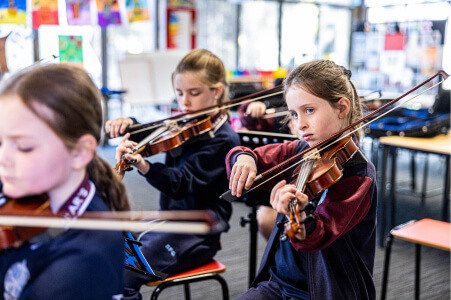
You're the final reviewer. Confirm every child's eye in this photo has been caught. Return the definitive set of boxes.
[306,108,314,114]
[190,91,200,96]
[290,111,298,118]
[17,144,34,152]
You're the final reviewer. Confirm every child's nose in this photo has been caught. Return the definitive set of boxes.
[0,145,11,168]
[297,118,307,130]
[180,95,190,107]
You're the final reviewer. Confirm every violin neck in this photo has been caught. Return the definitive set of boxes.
[288,156,317,211]
[294,159,315,193]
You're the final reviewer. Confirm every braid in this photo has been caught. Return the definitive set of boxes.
[87,154,130,211]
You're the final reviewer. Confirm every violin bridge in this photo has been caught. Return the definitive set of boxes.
[304,148,320,160]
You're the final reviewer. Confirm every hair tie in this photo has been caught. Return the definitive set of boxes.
[340,66,352,79]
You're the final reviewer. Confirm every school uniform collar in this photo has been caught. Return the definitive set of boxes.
[58,172,96,219]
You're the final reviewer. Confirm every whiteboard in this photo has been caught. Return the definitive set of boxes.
[118,50,187,104]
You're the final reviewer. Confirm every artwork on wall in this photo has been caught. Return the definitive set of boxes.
[0,0,27,25]
[32,0,59,29]
[96,0,121,27]
[126,0,149,23]
[66,0,91,26]
[59,35,83,66]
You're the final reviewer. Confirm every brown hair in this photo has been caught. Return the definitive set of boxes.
[0,64,129,211]
[172,49,229,105]
[284,60,363,140]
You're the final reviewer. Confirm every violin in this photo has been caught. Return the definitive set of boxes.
[0,194,222,250]
[115,114,223,178]
[0,194,50,249]
[220,70,449,242]
[284,136,358,241]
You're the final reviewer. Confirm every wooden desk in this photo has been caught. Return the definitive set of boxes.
[378,133,451,246]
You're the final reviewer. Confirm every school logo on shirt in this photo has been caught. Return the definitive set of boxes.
[3,259,30,300]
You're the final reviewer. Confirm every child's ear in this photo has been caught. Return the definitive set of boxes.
[71,134,97,170]
[337,97,351,119]
[214,84,224,101]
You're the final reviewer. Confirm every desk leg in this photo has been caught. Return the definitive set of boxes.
[443,156,450,222]
[411,151,416,191]
[372,138,379,168]
[389,146,397,231]
[421,154,429,205]
[378,145,389,247]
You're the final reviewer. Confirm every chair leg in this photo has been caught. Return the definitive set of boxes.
[184,283,191,300]
[150,273,229,300]
[415,244,421,300]
[381,234,394,300]
[212,273,230,300]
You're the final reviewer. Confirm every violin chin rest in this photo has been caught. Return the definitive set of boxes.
[219,190,241,203]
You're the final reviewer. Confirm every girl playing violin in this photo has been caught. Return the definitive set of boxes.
[227,60,377,299]
[0,64,129,299]
[105,49,240,297]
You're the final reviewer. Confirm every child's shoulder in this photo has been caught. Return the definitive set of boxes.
[342,150,376,180]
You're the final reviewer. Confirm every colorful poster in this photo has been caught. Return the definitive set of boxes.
[66,0,91,26]
[96,0,121,27]
[167,8,195,50]
[59,35,83,66]
[32,0,59,29]
[167,0,194,8]
[126,0,149,23]
[0,0,27,24]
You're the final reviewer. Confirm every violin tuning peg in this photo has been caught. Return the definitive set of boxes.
[300,214,315,225]
[300,201,316,213]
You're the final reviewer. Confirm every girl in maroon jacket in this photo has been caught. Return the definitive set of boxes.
[227,60,377,299]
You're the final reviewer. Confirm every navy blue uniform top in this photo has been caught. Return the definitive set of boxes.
[0,187,124,300]
[136,118,240,233]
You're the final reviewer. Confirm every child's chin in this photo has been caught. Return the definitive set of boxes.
[2,187,28,200]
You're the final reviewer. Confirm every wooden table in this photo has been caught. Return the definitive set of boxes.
[378,132,451,246]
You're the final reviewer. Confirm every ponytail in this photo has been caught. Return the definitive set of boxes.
[87,154,130,211]
[348,80,363,141]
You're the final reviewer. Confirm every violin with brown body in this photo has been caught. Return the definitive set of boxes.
[284,136,359,241]
[0,194,50,249]
[115,115,215,177]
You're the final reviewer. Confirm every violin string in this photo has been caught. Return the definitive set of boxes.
[245,78,446,193]
[127,90,284,136]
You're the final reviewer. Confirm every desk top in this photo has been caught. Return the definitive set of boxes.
[379,132,451,155]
